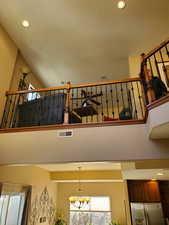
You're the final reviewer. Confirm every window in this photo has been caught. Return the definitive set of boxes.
[27,84,40,101]
[69,196,111,225]
[0,193,25,225]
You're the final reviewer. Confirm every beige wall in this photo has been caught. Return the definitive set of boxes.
[51,170,122,181]
[0,166,58,225]
[0,24,18,121]
[2,122,169,164]
[57,182,127,225]
[128,56,140,78]
[10,52,45,90]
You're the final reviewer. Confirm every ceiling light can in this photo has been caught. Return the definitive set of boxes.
[157,172,163,176]
[22,20,30,28]
[117,1,126,9]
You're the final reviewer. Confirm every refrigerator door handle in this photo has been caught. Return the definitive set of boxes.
[145,211,149,225]
[143,205,149,225]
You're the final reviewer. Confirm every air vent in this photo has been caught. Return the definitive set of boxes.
[58,130,73,137]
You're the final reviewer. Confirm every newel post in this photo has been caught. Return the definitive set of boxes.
[64,81,71,124]
[140,53,155,104]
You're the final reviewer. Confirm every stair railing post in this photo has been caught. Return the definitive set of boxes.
[141,53,156,104]
[64,81,71,124]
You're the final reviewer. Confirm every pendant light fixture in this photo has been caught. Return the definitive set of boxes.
[69,167,91,209]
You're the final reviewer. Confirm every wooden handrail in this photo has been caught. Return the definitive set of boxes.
[6,77,141,96]
[142,37,169,60]
[71,77,141,88]
[6,85,68,95]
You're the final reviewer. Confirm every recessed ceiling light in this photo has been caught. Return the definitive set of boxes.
[22,20,30,28]
[157,172,163,176]
[151,178,156,181]
[117,1,126,9]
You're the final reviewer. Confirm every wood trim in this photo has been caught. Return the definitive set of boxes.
[147,94,169,110]
[6,85,68,95]
[5,77,141,95]
[0,119,145,133]
[144,108,148,123]
[143,37,169,60]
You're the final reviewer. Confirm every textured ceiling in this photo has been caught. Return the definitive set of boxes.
[123,169,169,180]
[0,0,169,86]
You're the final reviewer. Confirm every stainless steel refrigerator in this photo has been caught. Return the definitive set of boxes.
[131,203,165,225]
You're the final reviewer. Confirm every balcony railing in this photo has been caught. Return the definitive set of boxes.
[141,37,169,105]
[0,78,146,130]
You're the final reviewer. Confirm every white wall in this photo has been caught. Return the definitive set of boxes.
[128,56,140,78]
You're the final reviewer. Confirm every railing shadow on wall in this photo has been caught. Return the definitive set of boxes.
[0,77,146,131]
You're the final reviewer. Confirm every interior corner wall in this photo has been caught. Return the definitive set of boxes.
[0,24,18,121]
[57,182,127,225]
[0,166,58,225]
[128,56,141,78]
[9,52,45,91]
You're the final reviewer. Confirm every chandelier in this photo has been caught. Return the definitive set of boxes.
[69,167,91,209]
[69,196,90,210]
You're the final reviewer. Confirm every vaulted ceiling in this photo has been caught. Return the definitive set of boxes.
[0,0,169,86]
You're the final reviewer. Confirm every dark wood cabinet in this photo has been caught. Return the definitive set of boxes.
[128,180,161,202]
[159,181,169,218]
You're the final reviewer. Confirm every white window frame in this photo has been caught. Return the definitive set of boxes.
[0,193,25,225]
[69,196,112,225]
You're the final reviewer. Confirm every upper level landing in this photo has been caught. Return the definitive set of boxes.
[0,38,169,165]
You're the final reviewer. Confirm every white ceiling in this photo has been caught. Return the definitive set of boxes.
[36,162,121,171]
[0,0,169,86]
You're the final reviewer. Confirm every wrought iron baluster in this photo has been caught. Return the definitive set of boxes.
[153,54,161,79]
[1,95,10,128]
[136,81,144,119]
[95,85,99,122]
[49,90,53,125]
[165,45,169,57]
[105,84,109,117]
[9,94,17,128]
[86,86,88,123]
[165,45,169,58]
[130,82,138,119]
[71,88,74,113]
[159,49,169,84]
[76,87,79,124]
[44,91,47,124]
[120,82,125,111]
[80,88,83,124]
[100,85,104,121]
[90,86,93,123]
[4,95,13,128]
[110,84,115,119]
[115,83,120,118]
[148,57,154,77]
[76,88,78,109]
[125,82,130,115]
